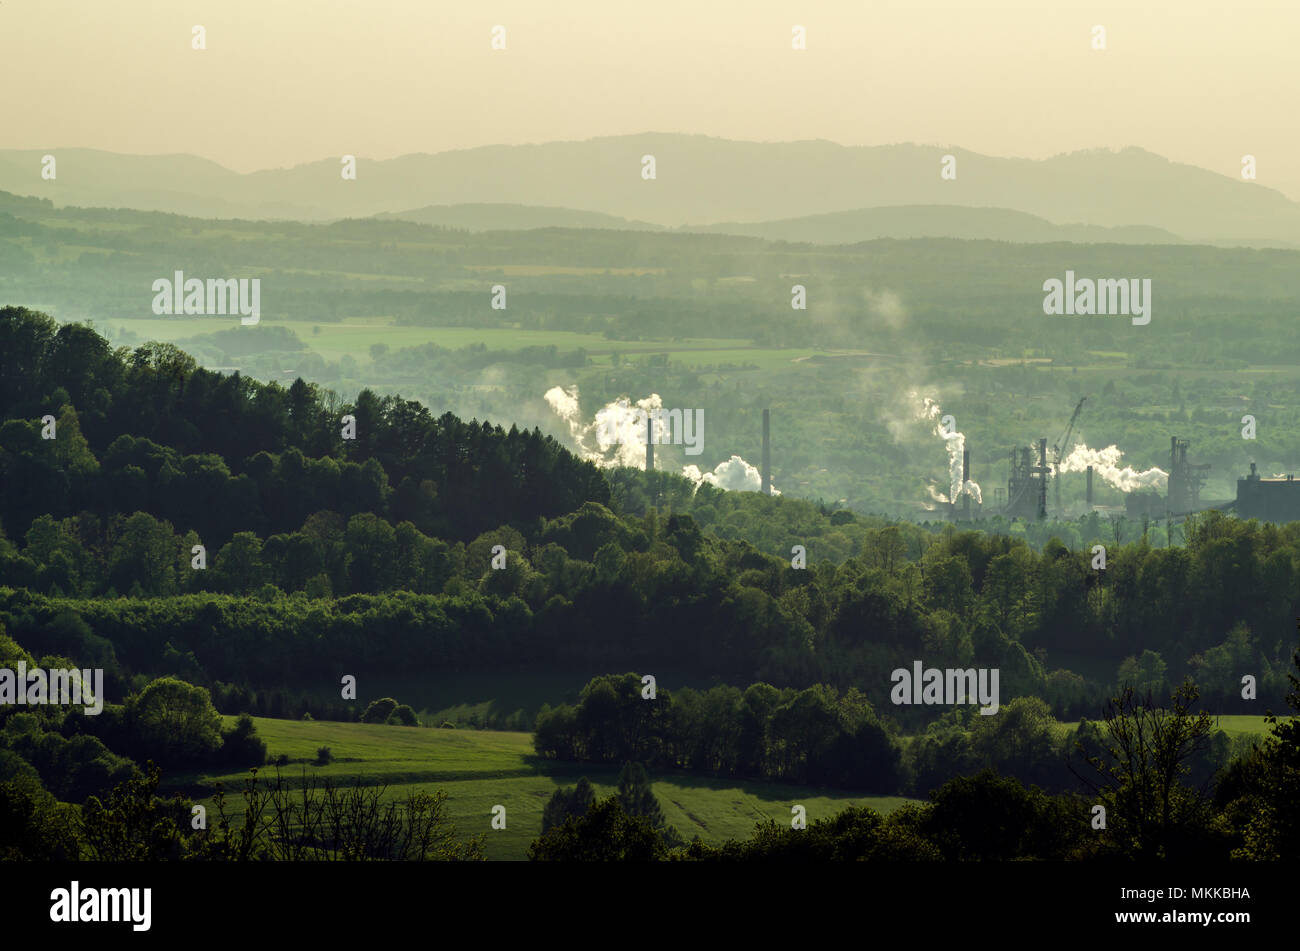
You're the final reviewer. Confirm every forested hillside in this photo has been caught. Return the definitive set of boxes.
[2,304,1298,865]
[2,305,1297,714]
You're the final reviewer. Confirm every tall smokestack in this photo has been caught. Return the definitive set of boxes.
[1086,465,1094,506]
[1038,438,1048,519]
[645,414,653,471]
[761,409,771,496]
[962,449,972,518]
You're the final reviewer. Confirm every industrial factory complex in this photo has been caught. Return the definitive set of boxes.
[960,434,1239,523]
[949,430,1300,526]
[635,400,1300,525]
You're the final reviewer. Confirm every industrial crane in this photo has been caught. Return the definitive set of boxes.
[1052,397,1087,517]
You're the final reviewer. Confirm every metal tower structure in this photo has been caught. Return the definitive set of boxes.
[1052,397,1087,517]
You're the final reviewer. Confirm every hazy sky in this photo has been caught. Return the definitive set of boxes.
[2,0,1296,197]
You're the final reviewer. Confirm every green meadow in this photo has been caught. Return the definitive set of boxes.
[1201,714,1276,736]
[1056,714,1273,738]
[98,317,826,370]
[100,316,1295,377]
[106,316,738,356]
[175,717,919,861]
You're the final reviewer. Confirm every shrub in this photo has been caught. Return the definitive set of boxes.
[218,713,267,768]
[361,698,398,724]
[388,704,419,727]
[127,677,223,766]
[314,746,332,766]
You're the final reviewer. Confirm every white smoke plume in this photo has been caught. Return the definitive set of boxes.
[545,385,775,493]
[592,394,668,468]
[682,455,780,495]
[1059,443,1167,492]
[917,394,982,504]
[544,384,585,441]
[545,385,665,469]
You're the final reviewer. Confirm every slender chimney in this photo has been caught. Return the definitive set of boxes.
[963,449,972,518]
[1037,438,1048,519]
[1086,465,1094,506]
[645,414,654,471]
[761,409,771,496]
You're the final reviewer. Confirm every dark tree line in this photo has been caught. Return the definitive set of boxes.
[534,673,902,792]
[529,663,1300,861]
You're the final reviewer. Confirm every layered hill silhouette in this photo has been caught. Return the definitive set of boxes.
[681,205,1185,245]
[2,135,1298,245]
[376,203,1184,244]
[375,203,663,232]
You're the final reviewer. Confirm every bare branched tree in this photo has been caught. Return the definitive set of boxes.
[1069,680,1214,859]
[196,767,485,861]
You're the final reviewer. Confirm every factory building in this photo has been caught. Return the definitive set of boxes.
[1004,439,1048,519]
[1125,490,1164,519]
[1236,463,1300,523]
[1166,437,1209,513]
[1124,436,1211,518]
[967,429,1300,526]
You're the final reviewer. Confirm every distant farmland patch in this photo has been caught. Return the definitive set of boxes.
[175,717,919,861]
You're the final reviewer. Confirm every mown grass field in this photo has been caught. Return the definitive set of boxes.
[100,316,1299,377]
[1198,714,1275,736]
[1057,714,1273,738]
[105,316,741,356]
[97,317,827,370]
[173,717,918,861]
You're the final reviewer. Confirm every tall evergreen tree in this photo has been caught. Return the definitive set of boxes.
[541,776,597,833]
[616,762,682,847]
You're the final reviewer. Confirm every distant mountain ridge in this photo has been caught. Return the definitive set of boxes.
[2,136,1298,245]
[680,205,1187,245]
[378,202,1188,245]
[375,203,664,233]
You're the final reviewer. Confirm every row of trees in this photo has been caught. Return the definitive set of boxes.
[533,673,1253,797]
[4,509,460,599]
[2,507,1292,720]
[531,664,1300,861]
[534,674,901,791]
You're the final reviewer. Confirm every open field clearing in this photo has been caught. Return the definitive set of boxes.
[173,717,919,860]
[107,317,742,356]
[1056,714,1273,738]
[100,317,832,370]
